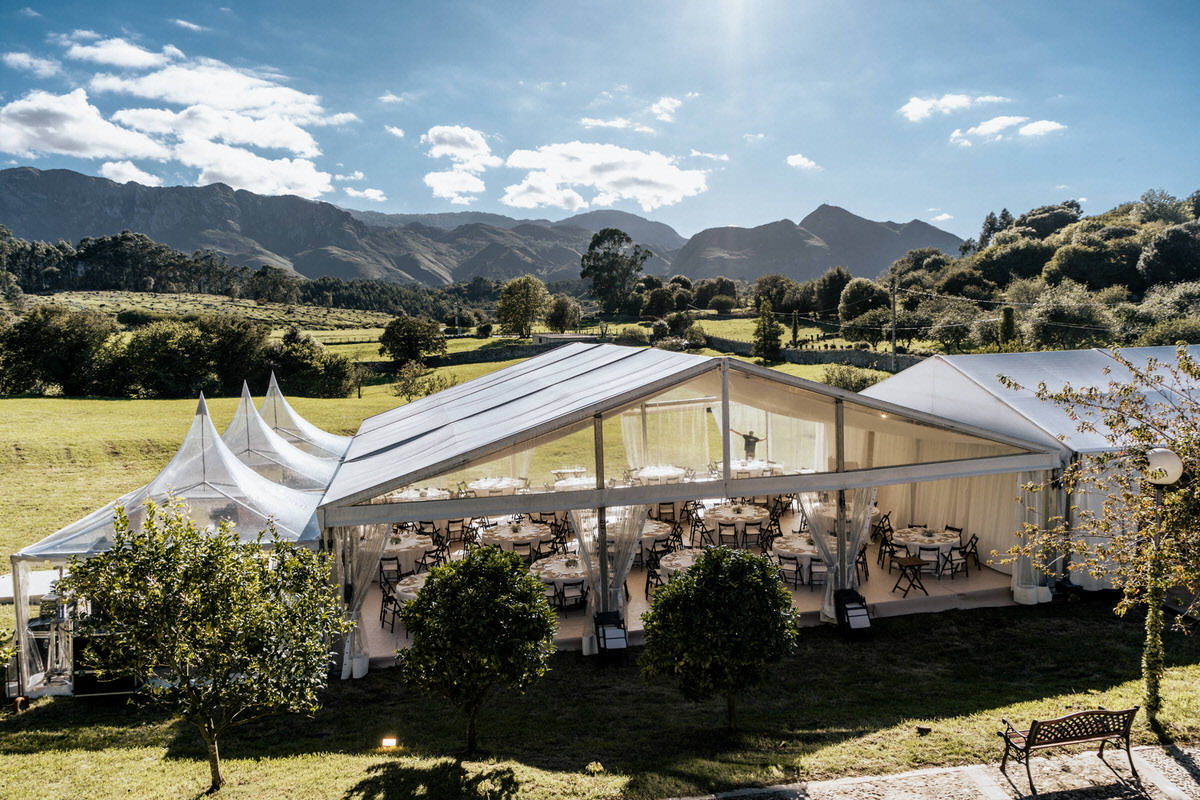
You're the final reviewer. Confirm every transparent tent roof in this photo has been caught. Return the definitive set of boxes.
[16,395,321,562]
[259,373,352,458]
[222,382,340,493]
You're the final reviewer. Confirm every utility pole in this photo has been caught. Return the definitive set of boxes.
[889,277,897,372]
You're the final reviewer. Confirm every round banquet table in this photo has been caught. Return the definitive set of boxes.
[551,466,588,480]
[530,554,588,590]
[385,486,451,503]
[393,572,428,603]
[772,532,825,582]
[553,476,594,492]
[633,465,686,484]
[480,521,553,551]
[891,527,960,558]
[639,519,675,558]
[659,549,700,580]
[469,476,526,496]
[706,504,769,545]
[382,533,435,575]
[730,458,783,478]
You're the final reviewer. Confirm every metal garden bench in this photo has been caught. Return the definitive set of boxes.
[998,706,1138,796]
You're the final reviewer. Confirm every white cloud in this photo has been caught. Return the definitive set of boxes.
[173,19,208,32]
[99,160,162,185]
[1055,184,1070,190]
[64,37,183,69]
[689,149,728,161]
[113,105,321,157]
[378,91,405,104]
[651,96,682,122]
[18,7,41,17]
[344,186,386,202]
[580,116,655,134]
[743,132,765,143]
[334,170,364,182]
[420,124,501,172]
[0,88,170,160]
[899,92,1010,122]
[90,58,332,121]
[310,111,358,126]
[785,152,821,171]
[949,128,971,147]
[424,169,487,205]
[1018,119,1066,137]
[173,137,331,197]
[1078,196,1088,203]
[2,52,60,77]
[502,141,707,212]
[385,125,405,138]
[968,115,1028,138]
[930,212,953,222]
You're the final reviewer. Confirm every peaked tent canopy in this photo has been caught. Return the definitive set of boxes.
[259,373,352,459]
[222,382,340,493]
[16,395,321,563]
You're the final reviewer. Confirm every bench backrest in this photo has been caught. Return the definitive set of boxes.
[1028,708,1137,748]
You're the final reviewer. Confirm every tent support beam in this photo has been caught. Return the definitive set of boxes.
[594,415,610,613]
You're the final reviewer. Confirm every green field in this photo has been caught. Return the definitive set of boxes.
[1,601,1197,799]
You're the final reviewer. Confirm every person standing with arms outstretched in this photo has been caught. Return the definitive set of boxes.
[730,427,766,461]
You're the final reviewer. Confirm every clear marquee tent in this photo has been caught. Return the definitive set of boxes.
[11,394,326,692]
[223,382,340,493]
[318,342,1063,670]
[861,345,1200,594]
[260,372,352,459]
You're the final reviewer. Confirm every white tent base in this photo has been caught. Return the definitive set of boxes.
[358,540,1016,667]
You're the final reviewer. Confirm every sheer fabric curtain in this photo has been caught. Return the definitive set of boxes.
[798,487,875,619]
[1011,472,1051,605]
[337,523,390,679]
[796,491,839,618]
[569,505,648,617]
[709,401,826,474]
[619,404,710,470]
[13,561,44,688]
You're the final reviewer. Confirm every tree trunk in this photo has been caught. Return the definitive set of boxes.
[196,725,225,794]
[1144,547,1166,722]
[466,709,478,752]
[726,694,737,732]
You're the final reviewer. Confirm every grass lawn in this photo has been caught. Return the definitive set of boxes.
[1,600,1197,799]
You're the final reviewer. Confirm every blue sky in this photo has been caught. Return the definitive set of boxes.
[1,1,1197,239]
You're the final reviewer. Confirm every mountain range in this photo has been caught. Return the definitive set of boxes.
[0,167,962,286]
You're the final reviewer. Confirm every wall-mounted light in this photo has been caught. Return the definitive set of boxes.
[380,736,398,749]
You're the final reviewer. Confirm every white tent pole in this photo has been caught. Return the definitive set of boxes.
[593,414,609,613]
[720,359,731,489]
[835,398,848,591]
[640,403,649,466]
[11,556,28,692]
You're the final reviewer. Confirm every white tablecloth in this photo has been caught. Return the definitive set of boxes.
[393,572,428,603]
[480,522,553,551]
[530,554,588,590]
[384,487,451,503]
[730,459,783,478]
[469,477,526,495]
[892,527,960,557]
[551,466,589,480]
[553,476,594,492]
[772,533,824,582]
[706,504,769,545]
[639,519,675,557]
[634,465,685,484]
[383,533,435,575]
[659,549,700,580]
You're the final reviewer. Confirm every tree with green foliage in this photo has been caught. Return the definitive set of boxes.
[751,299,784,361]
[497,274,549,338]
[694,276,737,309]
[392,359,460,401]
[822,363,883,392]
[842,307,891,348]
[814,266,853,319]
[57,500,349,793]
[579,228,652,315]
[974,238,1058,285]
[124,320,219,398]
[754,273,800,312]
[790,310,800,347]
[0,304,116,395]
[708,294,735,314]
[1135,318,1200,346]
[397,547,557,751]
[1000,306,1018,344]
[640,547,799,731]
[927,306,976,353]
[544,293,582,333]
[1137,221,1200,287]
[1133,189,1188,225]
[642,286,675,318]
[1003,346,1200,723]
[934,266,998,301]
[379,315,447,364]
[979,211,1001,249]
[1042,243,1126,290]
[265,327,356,398]
[1016,203,1081,238]
[1023,280,1113,350]
[837,277,889,323]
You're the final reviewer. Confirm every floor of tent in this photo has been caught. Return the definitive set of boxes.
[360,538,1015,669]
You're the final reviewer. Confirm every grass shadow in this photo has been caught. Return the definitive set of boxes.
[342,759,518,800]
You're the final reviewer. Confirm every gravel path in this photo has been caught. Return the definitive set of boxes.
[670,746,1199,800]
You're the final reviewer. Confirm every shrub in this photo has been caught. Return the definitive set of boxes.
[475,322,493,338]
[708,294,735,314]
[822,364,882,392]
[1135,318,1200,346]
[665,310,692,337]
[615,325,650,346]
[392,360,460,401]
[651,318,669,340]
[683,322,707,349]
[654,337,690,351]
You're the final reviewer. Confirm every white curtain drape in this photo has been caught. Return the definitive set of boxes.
[13,561,43,689]
[1011,472,1052,605]
[337,523,390,679]
[798,487,875,620]
[708,401,826,473]
[796,491,838,619]
[569,505,648,618]
[1068,456,1119,590]
[619,402,710,470]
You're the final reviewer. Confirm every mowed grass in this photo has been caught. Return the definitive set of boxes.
[1,601,1198,799]
[35,291,394,330]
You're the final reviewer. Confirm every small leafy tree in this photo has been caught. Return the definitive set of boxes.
[544,293,582,333]
[837,277,889,323]
[790,310,800,347]
[580,228,652,315]
[751,299,784,361]
[57,500,349,793]
[1003,346,1200,724]
[379,315,447,364]
[397,547,557,751]
[641,547,799,730]
[707,294,735,314]
[497,274,549,338]
[822,363,883,392]
[392,360,460,401]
